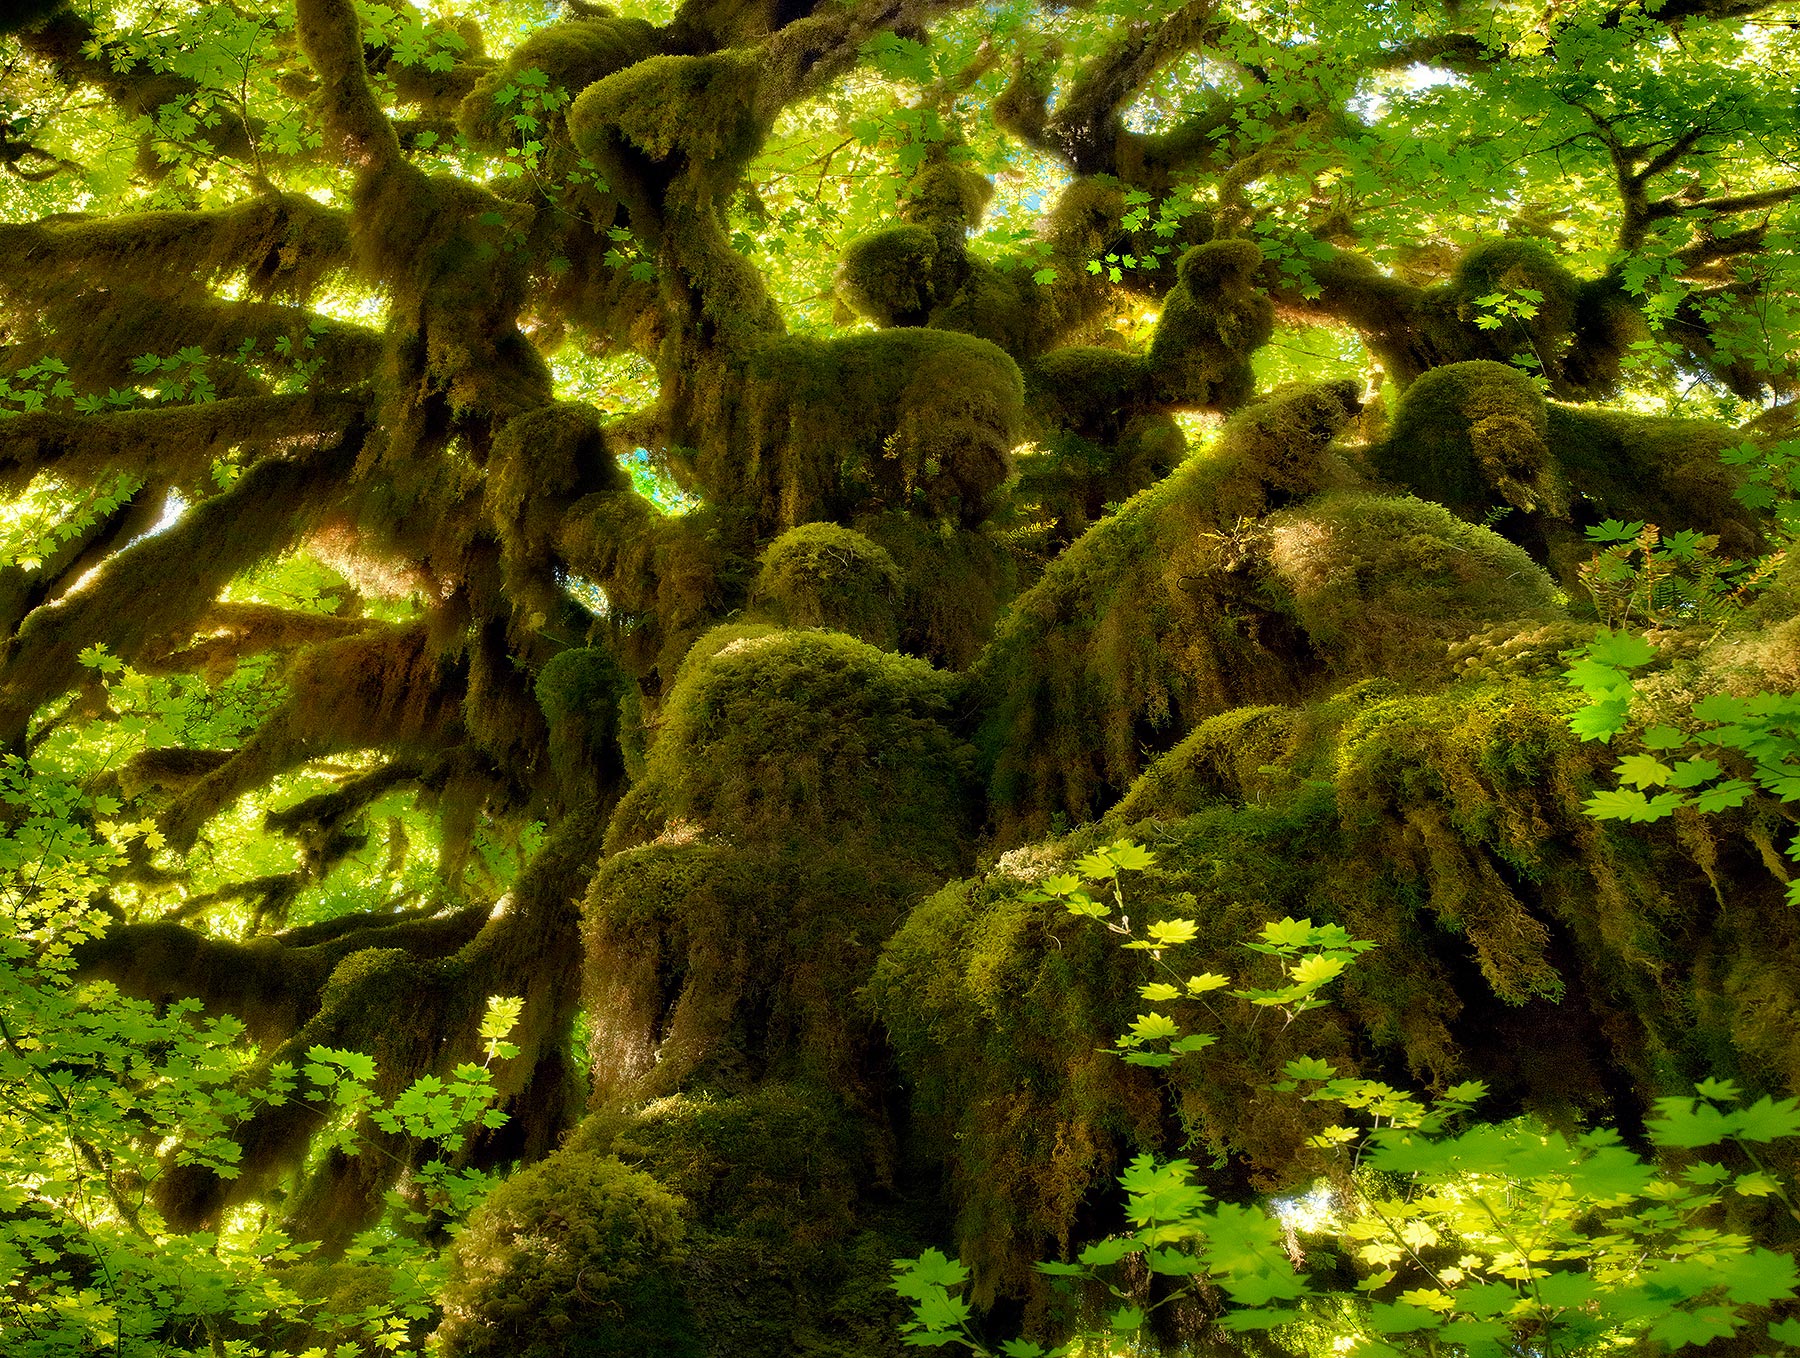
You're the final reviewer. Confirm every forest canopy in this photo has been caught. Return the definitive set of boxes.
[2,0,1800,1353]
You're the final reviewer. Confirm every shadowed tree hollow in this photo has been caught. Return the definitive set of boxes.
[2,0,1800,1352]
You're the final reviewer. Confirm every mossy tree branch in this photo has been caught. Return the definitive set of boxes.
[294,0,406,173]
[74,904,488,1053]
[0,391,370,499]
[0,432,361,747]
[1036,0,1223,176]
[147,811,606,1244]
[157,625,460,852]
[134,602,376,680]
[0,483,167,645]
[0,195,352,303]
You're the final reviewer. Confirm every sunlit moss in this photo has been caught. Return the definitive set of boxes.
[605,624,976,871]
[436,1148,699,1358]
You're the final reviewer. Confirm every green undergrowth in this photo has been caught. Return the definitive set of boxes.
[875,672,1800,1299]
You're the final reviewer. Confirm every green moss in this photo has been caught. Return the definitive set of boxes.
[870,799,1366,1299]
[1441,239,1580,366]
[972,381,1370,837]
[901,161,994,236]
[1008,424,1168,549]
[266,1261,399,1356]
[1353,240,1586,393]
[1011,348,1181,545]
[972,451,1310,839]
[1547,404,1758,558]
[489,403,624,614]
[556,496,733,688]
[534,646,628,806]
[695,327,1024,530]
[878,673,1783,1296]
[535,646,625,727]
[576,1084,865,1232]
[605,625,976,871]
[750,523,903,649]
[1206,378,1363,519]
[1027,347,1155,432]
[1313,238,1634,397]
[1565,276,1652,393]
[1263,491,1562,681]
[568,1087,916,1358]
[1370,360,1762,591]
[1106,704,1306,822]
[924,255,1046,356]
[1367,360,1558,519]
[1148,240,1275,409]
[583,842,936,1100]
[573,49,764,176]
[435,1148,699,1358]
[870,865,1155,1299]
[1,195,351,306]
[836,224,942,326]
[857,513,1020,669]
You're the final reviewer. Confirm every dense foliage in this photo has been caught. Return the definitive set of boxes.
[2,0,1800,1352]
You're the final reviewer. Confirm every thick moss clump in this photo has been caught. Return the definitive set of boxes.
[584,842,928,1099]
[870,860,1168,1299]
[901,161,995,236]
[857,513,1020,669]
[701,328,1025,530]
[566,1087,915,1358]
[558,494,735,686]
[435,1148,698,1358]
[1263,491,1563,679]
[1368,360,1761,589]
[1366,361,1560,520]
[1311,239,1636,399]
[264,1261,401,1354]
[1106,703,1307,823]
[837,224,946,327]
[1205,378,1362,518]
[1547,403,1759,559]
[972,453,1313,838]
[456,17,657,153]
[1147,239,1275,409]
[1011,346,1186,545]
[832,169,1176,361]
[921,255,1050,357]
[1010,419,1184,549]
[488,402,625,616]
[970,381,1368,838]
[1438,239,1580,374]
[534,645,628,808]
[572,49,765,182]
[749,523,903,648]
[605,625,976,872]
[1028,347,1156,434]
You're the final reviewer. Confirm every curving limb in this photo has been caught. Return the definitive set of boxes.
[0,432,361,746]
